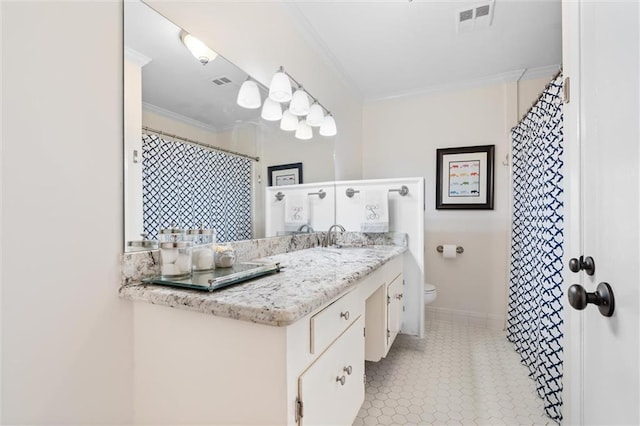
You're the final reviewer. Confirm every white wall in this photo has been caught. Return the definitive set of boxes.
[146,1,363,181]
[2,2,132,424]
[362,76,551,327]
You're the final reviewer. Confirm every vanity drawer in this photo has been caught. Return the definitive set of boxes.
[310,289,362,354]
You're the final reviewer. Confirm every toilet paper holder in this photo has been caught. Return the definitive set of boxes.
[436,245,464,254]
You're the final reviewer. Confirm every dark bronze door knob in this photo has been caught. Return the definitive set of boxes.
[567,282,615,317]
[568,255,595,275]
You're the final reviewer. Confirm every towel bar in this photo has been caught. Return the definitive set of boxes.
[389,185,409,196]
[307,189,326,199]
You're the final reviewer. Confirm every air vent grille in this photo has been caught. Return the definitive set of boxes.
[212,77,232,86]
[456,1,494,33]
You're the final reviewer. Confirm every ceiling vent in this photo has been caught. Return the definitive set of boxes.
[212,76,232,86]
[457,1,495,33]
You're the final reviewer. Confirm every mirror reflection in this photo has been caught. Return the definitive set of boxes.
[123,1,335,251]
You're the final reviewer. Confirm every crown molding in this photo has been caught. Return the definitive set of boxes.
[142,102,220,134]
[365,64,561,104]
[124,47,152,67]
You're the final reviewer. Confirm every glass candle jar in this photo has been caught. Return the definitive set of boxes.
[159,240,193,279]
[159,226,187,243]
[188,227,216,272]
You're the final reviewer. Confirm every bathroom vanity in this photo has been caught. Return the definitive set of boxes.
[121,245,404,425]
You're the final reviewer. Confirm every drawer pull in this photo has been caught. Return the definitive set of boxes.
[343,365,353,375]
[340,311,350,320]
[336,375,346,386]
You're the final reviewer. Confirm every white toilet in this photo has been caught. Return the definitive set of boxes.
[424,283,437,305]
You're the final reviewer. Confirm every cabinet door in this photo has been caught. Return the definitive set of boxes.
[298,317,364,426]
[387,275,403,349]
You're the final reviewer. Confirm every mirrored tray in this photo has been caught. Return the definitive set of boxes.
[143,262,282,292]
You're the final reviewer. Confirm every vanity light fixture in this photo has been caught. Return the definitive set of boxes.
[306,102,325,127]
[289,87,311,116]
[261,97,283,121]
[269,67,292,102]
[237,78,261,109]
[295,119,313,140]
[180,31,217,65]
[280,109,299,131]
[267,66,338,137]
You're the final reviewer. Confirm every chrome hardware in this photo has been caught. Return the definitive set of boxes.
[336,375,346,386]
[395,293,403,300]
[343,365,353,375]
[307,189,326,199]
[275,192,285,201]
[296,224,314,233]
[389,185,409,196]
[133,149,140,164]
[295,398,304,422]
[436,245,464,254]
[323,224,346,247]
[340,311,350,321]
[569,255,595,275]
[345,187,360,198]
[568,282,615,317]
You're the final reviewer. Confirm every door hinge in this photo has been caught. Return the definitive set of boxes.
[364,373,367,384]
[563,76,570,103]
[363,327,366,337]
[403,305,405,312]
[387,295,391,305]
[133,149,140,164]
[295,398,304,423]
[387,329,390,338]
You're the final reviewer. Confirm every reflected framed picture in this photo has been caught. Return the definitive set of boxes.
[267,162,303,186]
[435,145,495,210]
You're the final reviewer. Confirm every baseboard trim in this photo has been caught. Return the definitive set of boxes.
[425,307,505,331]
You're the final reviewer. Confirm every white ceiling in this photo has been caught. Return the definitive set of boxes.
[125,0,561,130]
[288,0,562,101]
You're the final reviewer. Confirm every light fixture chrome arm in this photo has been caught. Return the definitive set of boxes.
[279,66,332,117]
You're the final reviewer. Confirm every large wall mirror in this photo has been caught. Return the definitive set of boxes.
[124,0,336,251]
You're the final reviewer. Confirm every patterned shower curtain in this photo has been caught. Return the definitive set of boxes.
[507,74,564,423]
[141,133,253,242]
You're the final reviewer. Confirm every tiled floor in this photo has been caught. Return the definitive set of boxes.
[354,319,555,426]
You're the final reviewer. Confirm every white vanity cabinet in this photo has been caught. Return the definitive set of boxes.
[386,273,404,349]
[131,251,403,425]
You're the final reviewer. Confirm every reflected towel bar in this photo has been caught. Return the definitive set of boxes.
[307,189,326,199]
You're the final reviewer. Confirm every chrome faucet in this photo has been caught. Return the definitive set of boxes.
[323,224,346,247]
[296,224,314,233]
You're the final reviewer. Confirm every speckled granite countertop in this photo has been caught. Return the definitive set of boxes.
[119,245,405,326]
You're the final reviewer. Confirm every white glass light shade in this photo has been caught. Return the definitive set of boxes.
[237,80,261,109]
[319,114,337,137]
[289,88,310,116]
[269,71,292,103]
[306,102,325,127]
[181,33,218,65]
[280,109,299,131]
[261,97,282,121]
[295,119,313,140]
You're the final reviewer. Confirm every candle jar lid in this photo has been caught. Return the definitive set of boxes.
[160,241,192,249]
[160,227,186,235]
[187,227,214,236]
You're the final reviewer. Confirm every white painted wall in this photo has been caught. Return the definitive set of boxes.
[362,76,550,327]
[146,1,363,181]
[2,2,133,424]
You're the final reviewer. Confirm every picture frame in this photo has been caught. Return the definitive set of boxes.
[267,162,303,187]
[435,145,495,210]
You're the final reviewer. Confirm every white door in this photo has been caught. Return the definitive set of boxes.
[563,1,640,424]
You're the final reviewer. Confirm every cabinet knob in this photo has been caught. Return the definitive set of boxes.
[336,375,346,386]
[340,311,350,321]
[343,365,353,375]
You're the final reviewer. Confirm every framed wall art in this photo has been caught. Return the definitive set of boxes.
[267,162,303,187]
[435,145,495,210]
